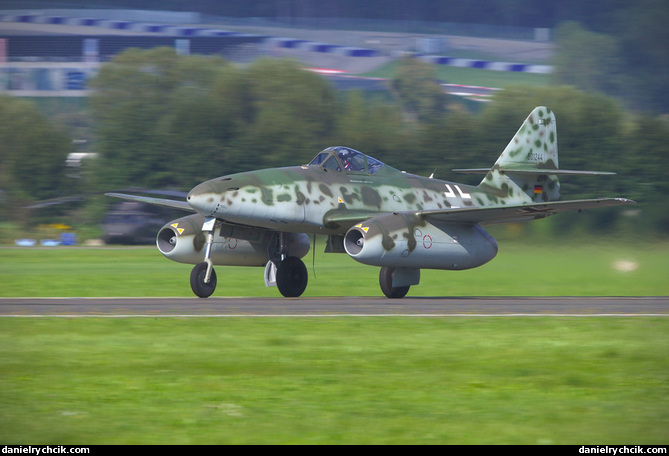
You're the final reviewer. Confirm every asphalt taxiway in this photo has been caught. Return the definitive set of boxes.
[0,296,667,317]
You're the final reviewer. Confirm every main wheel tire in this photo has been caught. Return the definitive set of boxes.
[276,256,308,297]
[190,262,217,298]
[379,266,410,299]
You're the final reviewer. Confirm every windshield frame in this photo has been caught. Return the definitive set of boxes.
[308,147,384,175]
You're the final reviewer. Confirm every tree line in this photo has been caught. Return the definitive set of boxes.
[1,48,667,237]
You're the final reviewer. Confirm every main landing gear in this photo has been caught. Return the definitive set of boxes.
[263,231,308,298]
[274,256,308,297]
[189,219,308,298]
[379,266,410,299]
[379,266,419,299]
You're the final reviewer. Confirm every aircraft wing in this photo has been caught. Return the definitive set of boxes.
[416,198,635,225]
[323,198,635,229]
[105,193,194,212]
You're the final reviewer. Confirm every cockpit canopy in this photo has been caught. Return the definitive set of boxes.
[309,147,384,174]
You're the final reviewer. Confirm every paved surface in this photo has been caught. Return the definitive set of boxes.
[0,19,553,75]
[1,296,667,316]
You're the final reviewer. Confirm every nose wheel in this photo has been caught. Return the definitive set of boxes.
[191,262,217,298]
[191,216,218,298]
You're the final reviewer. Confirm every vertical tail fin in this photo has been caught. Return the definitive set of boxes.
[453,107,617,206]
[479,106,560,203]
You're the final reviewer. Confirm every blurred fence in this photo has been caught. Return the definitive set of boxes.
[0,10,553,96]
[204,16,551,42]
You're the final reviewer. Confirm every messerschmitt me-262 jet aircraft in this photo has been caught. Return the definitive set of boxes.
[107,107,634,298]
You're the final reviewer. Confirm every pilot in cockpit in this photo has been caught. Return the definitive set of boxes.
[337,148,366,172]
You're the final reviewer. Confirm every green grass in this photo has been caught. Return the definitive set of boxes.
[1,317,667,444]
[1,238,667,297]
[2,241,667,444]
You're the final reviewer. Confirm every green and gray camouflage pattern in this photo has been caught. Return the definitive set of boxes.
[185,107,627,234]
[106,106,635,298]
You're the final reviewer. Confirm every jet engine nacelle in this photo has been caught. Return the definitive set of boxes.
[344,212,498,270]
[157,214,309,266]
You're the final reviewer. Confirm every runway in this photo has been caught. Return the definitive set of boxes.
[0,296,667,317]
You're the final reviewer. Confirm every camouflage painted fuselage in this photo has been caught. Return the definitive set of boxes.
[187,162,479,234]
[187,107,564,234]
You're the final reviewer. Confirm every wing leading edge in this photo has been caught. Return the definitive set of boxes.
[105,193,194,212]
[416,198,635,225]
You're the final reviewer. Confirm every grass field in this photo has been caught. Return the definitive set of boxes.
[0,237,666,297]
[1,239,667,444]
[1,318,668,444]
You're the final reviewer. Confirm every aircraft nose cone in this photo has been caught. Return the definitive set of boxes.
[187,182,218,216]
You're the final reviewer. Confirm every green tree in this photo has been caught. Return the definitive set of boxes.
[89,51,341,187]
[335,91,408,164]
[239,58,338,168]
[390,57,448,124]
[613,0,669,113]
[415,109,479,182]
[624,115,669,196]
[0,95,71,202]
[88,47,233,189]
[551,22,622,97]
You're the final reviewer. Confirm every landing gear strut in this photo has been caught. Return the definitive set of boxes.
[191,217,218,298]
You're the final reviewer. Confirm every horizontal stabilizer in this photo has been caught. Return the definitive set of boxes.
[452,168,615,176]
[105,193,194,212]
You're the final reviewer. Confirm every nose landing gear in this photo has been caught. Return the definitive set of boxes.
[190,217,218,298]
[190,262,218,298]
